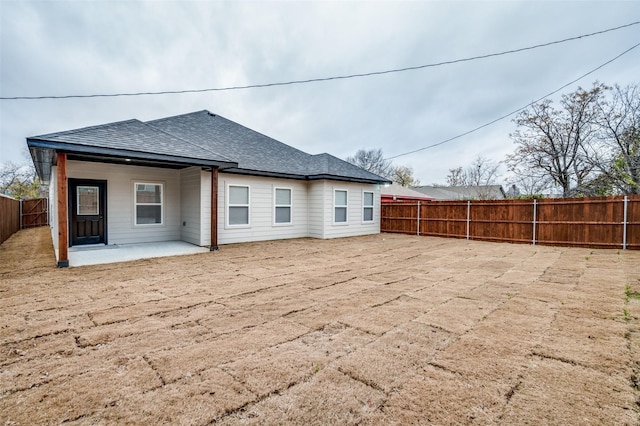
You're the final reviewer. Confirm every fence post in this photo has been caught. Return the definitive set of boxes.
[623,195,628,250]
[417,201,421,236]
[19,199,22,230]
[532,198,537,246]
[466,200,471,240]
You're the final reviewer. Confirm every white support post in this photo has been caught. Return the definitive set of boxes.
[417,201,421,236]
[623,195,628,250]
[466,200,471,240]
[532,198,537,246]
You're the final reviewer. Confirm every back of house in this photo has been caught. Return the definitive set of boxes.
[27,110,390,267]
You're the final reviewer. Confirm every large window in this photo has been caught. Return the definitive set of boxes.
[228,185,250,226]
[363,191,374,222]
[135,183,163,225]
[334,189,348,224]
[274,187,292,225]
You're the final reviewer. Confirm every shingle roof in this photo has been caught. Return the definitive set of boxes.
[382,183,435,200]
[28,110,389,184]
[147,111,388,183]
[412,185,506,200]
[29,118,234,164]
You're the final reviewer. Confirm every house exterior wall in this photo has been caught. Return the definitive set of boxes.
[314,180,381,239]
[206,173,310,245]
[307,180,326,238]
[54,161,382,249]
[66,161,181,245]
[179,167,202,245]
[199,169,212,246]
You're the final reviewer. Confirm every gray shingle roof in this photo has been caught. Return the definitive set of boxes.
[382,183,435,200]
[412,185,506,200]
[28,110,389,184]
[146,111,388,183]
[30,118,234,164]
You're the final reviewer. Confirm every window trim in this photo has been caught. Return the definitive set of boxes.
[333,188,348,225]
[226,184,251,228]
[362,190,375,223]
[273,186,293,226]
[134,182,164,226]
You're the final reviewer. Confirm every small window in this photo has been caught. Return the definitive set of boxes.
[228,185,250,226]
[274,188,292,224]
[334,189,348,224]
[135,183,163,225]
[77,186,99,215]
[363,191,374,222]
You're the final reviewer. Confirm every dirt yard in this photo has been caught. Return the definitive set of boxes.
[1,227,639,425]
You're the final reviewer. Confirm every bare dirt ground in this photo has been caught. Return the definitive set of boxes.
[1,227,639,425]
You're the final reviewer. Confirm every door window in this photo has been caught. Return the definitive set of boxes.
[77,186,99,215]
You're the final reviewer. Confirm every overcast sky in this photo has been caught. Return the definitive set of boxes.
[1,0,639,185]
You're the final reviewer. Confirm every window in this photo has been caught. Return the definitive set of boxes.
[363,191,374,222]
[135,183,163,225]
[334,189,348,224]
[228,185,250,226]
[274,188,292,225]
[77,186,99,215]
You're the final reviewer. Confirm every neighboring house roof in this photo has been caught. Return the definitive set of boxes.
[27,110,390,185]
[412,185,506,200]
[381,183,435,201]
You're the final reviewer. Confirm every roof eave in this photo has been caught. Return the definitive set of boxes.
[308,174,391,185]
[27,139,238,183]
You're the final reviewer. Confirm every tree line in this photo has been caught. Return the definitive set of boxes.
[346,81,639,198]
[508,82,639,197]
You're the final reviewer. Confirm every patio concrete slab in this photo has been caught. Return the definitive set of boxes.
[67,241,209,267]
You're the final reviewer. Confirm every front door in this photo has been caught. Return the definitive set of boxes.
[69,179,107,246]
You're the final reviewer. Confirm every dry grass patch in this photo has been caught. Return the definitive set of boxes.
[1,227,639,425]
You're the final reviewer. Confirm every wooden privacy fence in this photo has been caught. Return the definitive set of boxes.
[21,198,49,229]
[0,194,20,245]
[0,196,48,245]
[381,195,640,250]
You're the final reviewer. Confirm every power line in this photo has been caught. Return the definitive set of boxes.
[385,41,640,161]
[1,21,638,101]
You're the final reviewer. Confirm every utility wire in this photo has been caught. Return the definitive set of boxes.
[385,41,640,161]
[1,21,638,100]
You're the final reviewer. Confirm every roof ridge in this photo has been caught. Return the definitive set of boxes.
[209,113,314,159]
[143,116,234,163]
[145,109,210,123]
[28,118,141,140]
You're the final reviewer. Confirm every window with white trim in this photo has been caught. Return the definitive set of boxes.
[274,187,292,224]
[227,185,250,226]
[363,191,374,222]
[334,189,348,223]
[135,183,163,225]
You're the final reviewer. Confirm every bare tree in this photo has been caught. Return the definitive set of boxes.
[507,83,605,197]
[391,165,420,187]
[445,167,467,186]
[0,161,45,200]
[445,156,499,186]
[587,83,640,194]
[505,167,553,196]
[466,156,500,187]
[345,148,393,178]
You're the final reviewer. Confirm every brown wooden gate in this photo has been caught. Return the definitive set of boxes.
[21,198,48,228]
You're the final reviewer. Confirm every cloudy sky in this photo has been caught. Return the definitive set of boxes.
[1,0,638,185]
